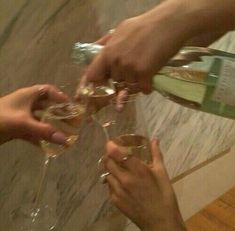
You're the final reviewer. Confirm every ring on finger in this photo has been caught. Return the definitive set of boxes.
[108,29,115,35]
[121,154,132,163]
[100,172,111,184]
[98,156,106,173]
[38,86,48,98]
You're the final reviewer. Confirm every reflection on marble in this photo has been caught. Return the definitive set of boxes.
[0,0,235,230]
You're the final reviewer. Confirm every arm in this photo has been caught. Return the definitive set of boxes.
[86,0,235,93]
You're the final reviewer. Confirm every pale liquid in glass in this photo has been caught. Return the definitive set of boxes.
[41,103,86,157]
[112,134,151,163]
[20,103,85,230]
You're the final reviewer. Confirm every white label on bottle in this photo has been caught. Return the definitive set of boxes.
[213,60,235,106]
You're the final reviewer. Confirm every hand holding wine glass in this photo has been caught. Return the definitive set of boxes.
[10,85,88,230]
[0,84,69,145]
[103,139,186,231]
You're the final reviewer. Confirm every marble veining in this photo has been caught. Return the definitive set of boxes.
[0,0,235,230]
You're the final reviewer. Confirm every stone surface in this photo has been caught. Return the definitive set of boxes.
[0,0,235,230]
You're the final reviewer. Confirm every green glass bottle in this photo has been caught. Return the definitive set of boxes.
[72,43,235,119]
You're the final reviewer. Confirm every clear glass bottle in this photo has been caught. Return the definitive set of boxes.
[72,42,235,119]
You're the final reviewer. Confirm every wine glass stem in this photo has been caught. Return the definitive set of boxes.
[33,155,52,211]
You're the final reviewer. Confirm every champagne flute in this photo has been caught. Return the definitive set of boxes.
[10,102,87,231]
[93,91,152,231]
[97,91,152,163]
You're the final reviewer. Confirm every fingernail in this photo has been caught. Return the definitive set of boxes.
[51,132,67,145]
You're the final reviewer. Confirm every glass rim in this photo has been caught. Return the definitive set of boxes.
[43,102,85,120]
[110,92,140,105]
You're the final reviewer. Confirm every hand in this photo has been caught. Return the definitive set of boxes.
[0,84,69,145]
[84,0,235,95]
[103,139,186,231]
[85,0,195,94]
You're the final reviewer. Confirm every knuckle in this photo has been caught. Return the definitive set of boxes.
[155,164,166,175]
[121,177,134,190]
[39,123,54,139]
[134,60,149,75]
[103,46,113,60]
[120,59,135,70]
[115,189,125,200]
[110,194,120,205]
[136,166,150,177]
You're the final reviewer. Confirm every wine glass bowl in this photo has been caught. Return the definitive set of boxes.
[108,92,152,163]
[40,102,86,157]
[87,85,116,114]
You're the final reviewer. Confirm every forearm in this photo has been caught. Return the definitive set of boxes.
[185,31,227,47]
[143,216,187,231]
[144,0,235,47]
[182,0,235,33]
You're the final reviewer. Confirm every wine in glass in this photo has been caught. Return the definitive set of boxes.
[10,102,86,231]
[97,91,151,163]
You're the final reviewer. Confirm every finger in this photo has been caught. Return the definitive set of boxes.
[106,141,147,173]
[110,61,125,83]
[138,75,153,94]
[86,53,109,84]
[107,174,137,219]
[95,33,112,45]
[151,139,163,165]
[115,89,129,112]
[44,84,70,102]
[25,119,67,145]
[33,84,70,109]
[32,84,69,102]
[150,139,171,185]
[105,158,126,180]
[106,174,126,200]
[74,73,91,101]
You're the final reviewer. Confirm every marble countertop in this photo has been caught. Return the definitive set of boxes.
[0,0,235,230]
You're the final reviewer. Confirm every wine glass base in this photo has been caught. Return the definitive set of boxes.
[10,204,57,231]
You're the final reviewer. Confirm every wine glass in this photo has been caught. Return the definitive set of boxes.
[97,91,152,163]
[10,102,87,230]
[91,91,152,231]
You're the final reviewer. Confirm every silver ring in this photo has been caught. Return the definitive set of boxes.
[38,86,47,97]
[98,156,105,172]
[108,29,115,35]
[122,155,132,162]
[122,156,130,161]
[37,86,49,100]
[100,172,111,184]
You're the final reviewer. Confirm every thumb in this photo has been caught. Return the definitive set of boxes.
[150,138,164,165]
[25,119,67,145]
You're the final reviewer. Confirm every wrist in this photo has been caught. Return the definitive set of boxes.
[144,0,199,44]
[141,208,186,231]
[176,0,235,34]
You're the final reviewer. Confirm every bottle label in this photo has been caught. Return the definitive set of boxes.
[201,58,235,119]
[212,59,235,106]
